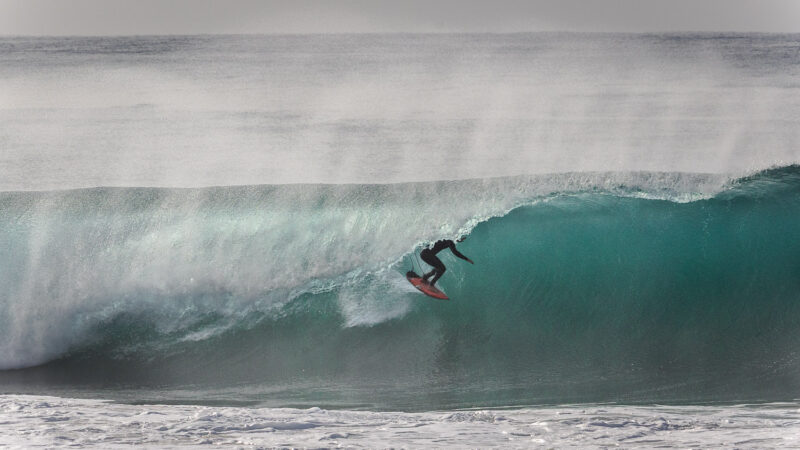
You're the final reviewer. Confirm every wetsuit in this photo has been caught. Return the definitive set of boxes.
[421,239,471,286]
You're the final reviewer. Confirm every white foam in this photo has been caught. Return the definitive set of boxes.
[337,272,415,327]
[1,395,799,448]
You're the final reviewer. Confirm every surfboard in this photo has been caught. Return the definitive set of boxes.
[406,271,449,300]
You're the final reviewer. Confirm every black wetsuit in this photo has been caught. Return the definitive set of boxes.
[421,239,470,286]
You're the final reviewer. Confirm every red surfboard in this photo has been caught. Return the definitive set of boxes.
[406,271,449,300]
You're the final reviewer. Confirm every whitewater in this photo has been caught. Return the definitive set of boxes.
[2,33,800,447]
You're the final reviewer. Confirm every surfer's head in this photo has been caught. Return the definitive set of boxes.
[456,235,467,243]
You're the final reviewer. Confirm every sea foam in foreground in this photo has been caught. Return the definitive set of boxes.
[2,395,800,448]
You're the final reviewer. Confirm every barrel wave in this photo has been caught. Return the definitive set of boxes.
[2,167,800,409]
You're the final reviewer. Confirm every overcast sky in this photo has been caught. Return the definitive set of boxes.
[1,0,799,35]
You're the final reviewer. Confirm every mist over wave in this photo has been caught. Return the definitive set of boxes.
[2,167,800,408]
[2,33,800,190]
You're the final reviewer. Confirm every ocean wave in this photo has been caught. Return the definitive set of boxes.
[2,166,800,406]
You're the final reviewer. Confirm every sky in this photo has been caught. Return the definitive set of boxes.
[1,0,799,35]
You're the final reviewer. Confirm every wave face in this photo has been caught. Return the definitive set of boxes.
[2,167,800,408]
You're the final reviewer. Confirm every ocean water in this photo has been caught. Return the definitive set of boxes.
[2,33,800,447]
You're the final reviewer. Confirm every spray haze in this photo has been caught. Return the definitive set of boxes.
[2,34,799,190]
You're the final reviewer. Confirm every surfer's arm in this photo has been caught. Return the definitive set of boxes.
[449,243,473,264]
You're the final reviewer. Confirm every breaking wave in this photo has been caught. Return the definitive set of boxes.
[2,166,800,407]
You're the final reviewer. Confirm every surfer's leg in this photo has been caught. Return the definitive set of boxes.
[422,253,446,286]
[429,266,446,286]
[420,249,441,282]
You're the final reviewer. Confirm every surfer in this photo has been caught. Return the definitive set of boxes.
[421,238,473,287]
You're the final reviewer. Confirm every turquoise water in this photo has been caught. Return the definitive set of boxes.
[2,166,800,410]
